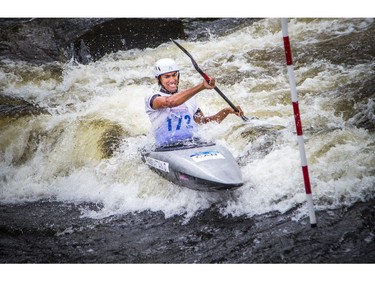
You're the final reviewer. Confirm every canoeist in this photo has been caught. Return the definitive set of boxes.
[145,58,244,146]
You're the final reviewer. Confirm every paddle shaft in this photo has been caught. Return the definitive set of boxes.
[171,39,248,121]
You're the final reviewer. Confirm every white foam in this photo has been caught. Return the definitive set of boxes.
[1,19,374,221]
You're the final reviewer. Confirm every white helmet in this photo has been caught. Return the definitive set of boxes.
[154,58,180,78]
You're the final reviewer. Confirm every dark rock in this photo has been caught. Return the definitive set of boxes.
[0,18,62,63]
[71,18,187,63]
[0,94,48,118]
[0,18,187,64]
[0,18,257,65]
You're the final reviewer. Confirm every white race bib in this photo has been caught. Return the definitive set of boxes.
[154,106,197,146]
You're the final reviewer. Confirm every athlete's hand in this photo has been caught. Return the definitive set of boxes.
[203,77,215,89]
[226,105,244,117]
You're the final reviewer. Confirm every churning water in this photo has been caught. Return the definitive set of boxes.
[1,18,374,263]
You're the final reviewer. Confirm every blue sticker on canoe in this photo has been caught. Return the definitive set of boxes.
[190,150,225,162]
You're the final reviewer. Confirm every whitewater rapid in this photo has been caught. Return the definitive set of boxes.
[1,18,374,222]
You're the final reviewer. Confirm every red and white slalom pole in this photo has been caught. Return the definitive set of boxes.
[281,18,317,228]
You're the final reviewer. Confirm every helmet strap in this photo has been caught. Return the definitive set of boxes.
[160,86,178,95]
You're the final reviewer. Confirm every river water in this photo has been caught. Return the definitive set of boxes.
[0,18,374,264]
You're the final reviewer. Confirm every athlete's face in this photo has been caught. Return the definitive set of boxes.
[160,71,179,92]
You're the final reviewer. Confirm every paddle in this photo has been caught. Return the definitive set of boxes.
[171,39,249,122]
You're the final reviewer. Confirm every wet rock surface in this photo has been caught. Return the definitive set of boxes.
[0,18,186,64]
[0,94,48,118]
[0,18,255,64]
[0,199,374,263]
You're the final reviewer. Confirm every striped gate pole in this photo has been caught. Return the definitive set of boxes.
[281,18,317,228]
